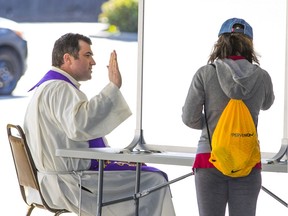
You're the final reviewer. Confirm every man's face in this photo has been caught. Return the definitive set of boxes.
[69,40,96,81]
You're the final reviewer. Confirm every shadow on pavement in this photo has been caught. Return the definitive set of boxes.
[0,95,27,100]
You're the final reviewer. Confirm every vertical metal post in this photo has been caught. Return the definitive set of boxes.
[270,0,288,165]
[134,163,142,216]
[282,0,288,162]
[124,0,146,151]
[97,160,104,216]
[283,0,288,143]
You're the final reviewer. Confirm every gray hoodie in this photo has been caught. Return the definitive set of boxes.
[182,58,275,154]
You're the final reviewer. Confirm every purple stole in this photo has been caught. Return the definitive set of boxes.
[30,70,168,180]
[28,70,78,91]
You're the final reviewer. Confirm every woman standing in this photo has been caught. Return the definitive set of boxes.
[182,18,275,216]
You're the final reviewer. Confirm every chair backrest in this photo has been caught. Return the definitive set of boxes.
[7,124,39,190]
[7,123,69,216]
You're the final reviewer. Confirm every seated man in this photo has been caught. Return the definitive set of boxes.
[24,33,175,216]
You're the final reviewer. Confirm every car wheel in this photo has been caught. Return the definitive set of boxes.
[0,48,22,95]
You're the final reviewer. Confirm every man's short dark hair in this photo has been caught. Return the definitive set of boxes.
[52,33,92,67]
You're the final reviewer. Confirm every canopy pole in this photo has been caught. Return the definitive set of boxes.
[269,0,288,165]
[124,0,146,151]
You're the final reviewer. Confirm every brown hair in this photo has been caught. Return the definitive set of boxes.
[208,33,259,65]
[52,33,92,67]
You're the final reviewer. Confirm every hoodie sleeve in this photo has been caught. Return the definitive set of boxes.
[182,67,205,129]
[261,70,275,110]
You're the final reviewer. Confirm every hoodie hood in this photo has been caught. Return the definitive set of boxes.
[214,58,263,100]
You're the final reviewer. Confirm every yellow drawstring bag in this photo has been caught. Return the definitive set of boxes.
[209,99,261,177]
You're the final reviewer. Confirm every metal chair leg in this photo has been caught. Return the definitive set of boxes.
[55,209,70,215]
[26,205,35,216]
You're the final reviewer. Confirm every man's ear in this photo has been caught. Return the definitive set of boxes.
[63,53,71,64]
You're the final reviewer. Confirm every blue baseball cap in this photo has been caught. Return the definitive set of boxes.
[218,18,253,39]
